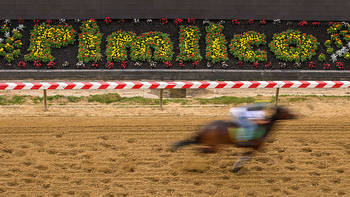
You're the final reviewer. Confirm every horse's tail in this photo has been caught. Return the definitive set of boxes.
[170,135,200,152]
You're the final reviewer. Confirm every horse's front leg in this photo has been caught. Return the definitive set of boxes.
[232,151,253,172]
[232,140,264,172]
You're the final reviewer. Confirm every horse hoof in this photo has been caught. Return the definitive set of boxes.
[232,167,241,173]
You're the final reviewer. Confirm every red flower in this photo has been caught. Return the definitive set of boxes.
[236,61,244,68]
[106,62,114,69]
[248,19,254,24]
[18,18,24,24]
[232,19,240,25]
[46,19,52,24]
[308,61,316,69]
[17,61,26,68]
[92,62,99,68]
[187,18,195,24]
[312,22,320,26]
[298,21,308,26]
[336,62,344,70]
[33,19,39,24]
[174,18,183,25]
[259,19,267,25]
[178,60,185,67]
[34,61,42,68]
[323,63,330,70]
[121,61,128,69]
[164,61,172,67]
[253,62,259,68]
[160,18,168,24]
[264,62,272,68]
[192,60,199,67]
[104,17,112,24]
[46,61,55,69]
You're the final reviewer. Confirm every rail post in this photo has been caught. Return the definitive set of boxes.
[43,90,48,112]
[159,89,164,110]
[274,88,280,105]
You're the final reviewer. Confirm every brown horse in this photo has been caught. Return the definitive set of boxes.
[170,105,296,172]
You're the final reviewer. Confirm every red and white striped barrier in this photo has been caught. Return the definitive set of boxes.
[0,81,349,90]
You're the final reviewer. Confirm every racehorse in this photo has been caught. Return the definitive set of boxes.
[170,105,296,172]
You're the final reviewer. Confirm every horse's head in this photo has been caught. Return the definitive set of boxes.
[274,106,297,120]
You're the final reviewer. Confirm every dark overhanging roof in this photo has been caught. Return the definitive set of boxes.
[0,0,349,21]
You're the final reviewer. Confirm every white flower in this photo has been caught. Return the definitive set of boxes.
[4,19,10,24]
[294,62,301,68]
[75,18,81,22]
[203,20,210,25]
[336,50,343,57]
[134,61,142,66]
[273,19,281,24]
[219,20,225,25]
[336,47,349,57]
[62,61,70,67]
[133,18,140,23]
[331,54,337,62]
[0,38,3,43]
[4,32,10,38]
[207,62,212,68]
[279,62,287,68]
[149,61,156,68]
[76,61,85,68]
[59,18,66,23]
[146,19,152,23]
[342,21,349,26]
[17,24,25,30]
[221,62,228,68]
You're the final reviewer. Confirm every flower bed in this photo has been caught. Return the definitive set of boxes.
[106,30,136,62]
[24,23,76,63]
[0,24,24,63]
[325,22,350,62]
[0,19,349,70]
[176,26,202,63]
[78,19,103,63]
[229,31,267,63]
[205,23,228,63]
[269,29,319,63]
[131,31,174,62]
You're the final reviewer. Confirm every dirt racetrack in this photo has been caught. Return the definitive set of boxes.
[0,99,350,196]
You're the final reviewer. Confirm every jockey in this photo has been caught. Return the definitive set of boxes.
[229,104,271,142]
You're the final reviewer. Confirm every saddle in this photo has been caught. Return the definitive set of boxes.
[228,126,266,143]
